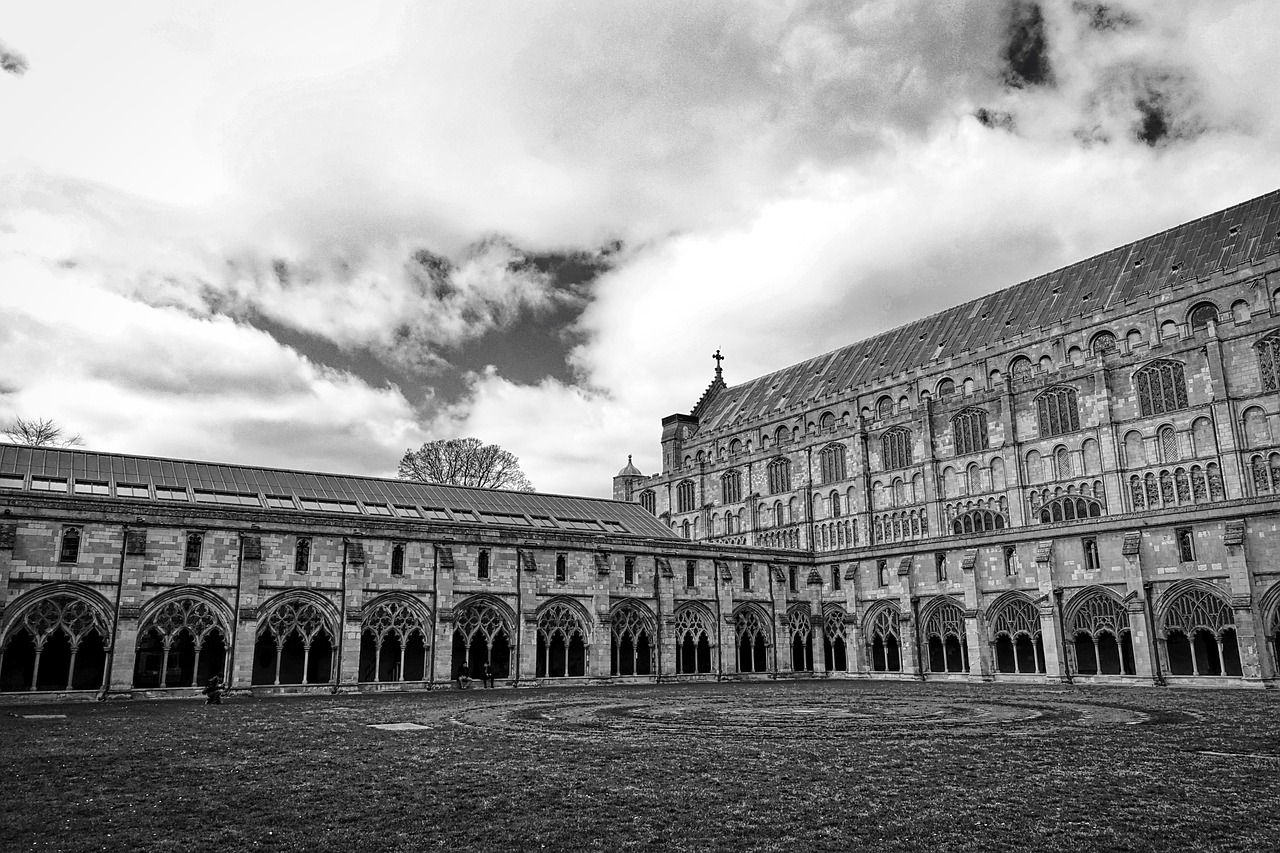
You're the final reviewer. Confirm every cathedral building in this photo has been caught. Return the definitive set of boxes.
[2,190,1279,700]
[616,188,1280,687]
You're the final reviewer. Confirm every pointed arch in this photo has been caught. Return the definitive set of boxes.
[733,602,773,674]
[358,592,432,684]
[609,599,656,677]
[0,583,114,693]
[451,593,516,681]
[134,587,236,689]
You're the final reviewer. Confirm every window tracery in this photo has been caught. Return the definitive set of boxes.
[767,458,791,494]
[676,480,696,513]
[819,444,847,484]
[721,470,742,504]
[951,408,989,456]
[1134,360,1188,417]
[1258,331,1280,392]
[881,428,912,470]
[1036,386,1080,437]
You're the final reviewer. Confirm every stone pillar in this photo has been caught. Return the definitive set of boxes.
[230,536,263,690]
[806,567,826,675]
[843,564,864,674]
[656,556,678,681]
[339,605,362,691]
[516,547,538,685]
[959,550,992,679]
[1120,531,1157,683]
[589,552,613,683]
[716,560,737,678]
[1224,520,1264,681]
[106,526,147,693]
[898,559,922,678]
[770,564,790,676]
[1034,540,1073,683]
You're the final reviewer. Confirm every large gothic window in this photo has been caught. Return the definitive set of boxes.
[734,607,770,673]
[1036,386,1080,437]
[610,602,654,676]
[881,428,912,470]
[134,597,230,689]
[721,470,742,504]
[767,458,791,494]
[452,599,512,680]
[988,596,1045,674]
[358,597,430,683]
[866,604,901,672]
[951,408,989,456]
[819,444,847,484]
[639,490,656,514]
[0,593,111,692]
[1161,586,1242,677]
[674,605,713,674]
[1134,360,1188,417]
[252,598,337,686]
[1258,331,1280,392]
[676,480,696,513]
[536,602,588,678]
[922,598,969,673]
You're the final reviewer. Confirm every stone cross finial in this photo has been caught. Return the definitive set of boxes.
[713,349,724,378]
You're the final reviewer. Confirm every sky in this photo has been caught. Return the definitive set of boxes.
[2,1,1280,497]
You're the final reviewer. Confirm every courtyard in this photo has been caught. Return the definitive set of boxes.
[1,680,1277,852]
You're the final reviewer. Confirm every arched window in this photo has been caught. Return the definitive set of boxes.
[1158,426,1179,462]
[1054,446,1071,479]
[610,602,655,677]
[1232,299,1251,324]
[1090,331,1117,356]
[59,527,81,564]
[1009,356,1033,381]
[136,596,232,688]
[253,597,337,685]
[774,501,785,527]
[183,532,203,569]
[774,425,789,446]
[819,412,835,432]
[1036,386,1079,437]
[639,490,656,514]
[1160,320,1179,339]
[829,490,842,517]
[876,396,893,420]
[819,444,847,484]
[893,477,906,505]
[1161,585,1241,677]
[866,604,902,672]
[734,607,771,673]
[674,605,713,674]
[0,593,111,692]
[1067,589,1134,676]
[1258,331,1280,392]
[1243,407,1270,448]
[676,480,696,513]
[728,438,743,457]
[1123,430,1145,468]
[936,378,955,398]
[1187,302,1218,332]
[922,598,969,673]
[1127,328,1143,351]
[767,458,791,494]
[881,428,912,470]
[1037,495,1103,523]
[681,520,691,539]
[1134,360,1188,417]
[721,470,742,504]
[951,509,1006,534]
[1025,450,1043,484]
[359,597,431,683]
[1082,438,1101,474]
[988,596,1045,674]
[951,408,988,456]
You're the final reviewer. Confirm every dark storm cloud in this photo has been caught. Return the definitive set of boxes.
[1071,2,1138,32]
[974,107,1016,131]
[1001,1,1053,88]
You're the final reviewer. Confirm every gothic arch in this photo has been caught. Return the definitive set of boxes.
[864,600,902,673]
[0,583,114,693]
[134,586,235,689]
[920,595,969,674]
[252,590,341,687]
[822,603,849,672]
[1155,579,1241,677]
[358,592,432,684]
[733,602,773,674]
[986,591,1045,674]
[610,599,656,677]
[452,594,515,680]
[674,601,715,675]
[536,596,591,678]
[787,603,814,672]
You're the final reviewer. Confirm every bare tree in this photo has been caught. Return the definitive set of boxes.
[3,417,83,448]
[398,438,534,491]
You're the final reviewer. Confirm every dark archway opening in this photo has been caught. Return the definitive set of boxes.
[251,635,278,685]
[1166,630,1193,675]
[944,635,967,673]
[1097,631,1121,674]
[35,631,73,691]
[1,632,37,691]
[871,636,886,671]
[1015,635,1039,673]
[927,637,945,673]
[995,636,1016,673]
[1074,632,1098,674]
[824,636,847,672]
[1192,629,1221,676]
[1120,632,1136,675]
[134,629,165,688]
[1221,628,1243,676]
[198,634,228,687]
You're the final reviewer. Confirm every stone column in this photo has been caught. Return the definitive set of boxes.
[806,567,826,675]
[656,556,678,681]
[898,558,922,678]
[769,564,790,676]
[1120,531,1157,684]
[959,550,992,679]
[716,560,737,679]
[230,536,264,690]
[1224,520,1264,681]
[1033,539,1067,681]
[516,547,538,685]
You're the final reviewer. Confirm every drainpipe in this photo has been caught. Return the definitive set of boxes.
[228,530,246,689]
[429,544,439,687]
[336,538,348,693]
[99,522,130,701]
[1142,581,1164,686]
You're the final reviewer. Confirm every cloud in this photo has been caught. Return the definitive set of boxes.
[0,37,27,75]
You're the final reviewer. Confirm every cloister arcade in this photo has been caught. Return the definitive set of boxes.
[1159,582,1243,677]
[734,604,771,673]
[788,606,814,672]
[1065,587,1136,676]
[0,586,111,692]
[535,599,589,678]
[451,596,513,680]
[986,593,1045,675]
[609,600,655,676]
[358,595,431,683]
[251,593,339,686]
[865,603,902,672]
[922,597,970,674]
[673,603,714,674]
[134,590,231,689]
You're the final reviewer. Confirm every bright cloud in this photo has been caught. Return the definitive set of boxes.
[2,1,1280,497]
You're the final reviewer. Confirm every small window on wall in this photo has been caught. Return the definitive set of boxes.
[478,549,491,579]
[1082,537,1100,572]
[685,560,695,587]
[935,553,946,583]
[294,537,311,574]
[876,560,888,587]
[788,566,797,593]
[743,563,753,590]
[1003,545,1016,576]
[391,543,405,577]
[59,527,81,563]
[831,566,842,591]
[184,532,203,569]
[1176,528,1195,563]
[555,553,567,582]
[625,557,636,585]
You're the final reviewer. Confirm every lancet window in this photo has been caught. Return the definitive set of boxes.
[951,409,989,456]
[881,428,912,470]
[1036,386,1079,437]
[818,444,847,484]
[721,470,742,504]
[767,458,791,494]
[1134,360,1188,417]
[1258,331,1280,392]
[676,480,696,513]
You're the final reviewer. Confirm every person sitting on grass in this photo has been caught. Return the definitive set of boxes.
[202,674,223,705]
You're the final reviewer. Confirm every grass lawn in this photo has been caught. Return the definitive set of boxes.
[2,680,1277,852]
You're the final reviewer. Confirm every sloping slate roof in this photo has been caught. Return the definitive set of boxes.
[698,189,1280,430]
[0,444,678,539]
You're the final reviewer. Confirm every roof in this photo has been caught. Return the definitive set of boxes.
[616,455,643,477]
[0,443,678,539]
[696,189,1280,431]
